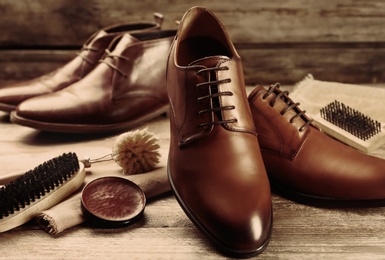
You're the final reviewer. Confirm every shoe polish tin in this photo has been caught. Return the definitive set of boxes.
[81,176,146,228]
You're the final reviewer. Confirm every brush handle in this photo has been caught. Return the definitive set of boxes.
[36,166,170,234]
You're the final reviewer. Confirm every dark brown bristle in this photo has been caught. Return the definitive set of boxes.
[320,100,382,141]
[0,152,79,219]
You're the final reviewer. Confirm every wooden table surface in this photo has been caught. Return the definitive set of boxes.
[1,86,385,260]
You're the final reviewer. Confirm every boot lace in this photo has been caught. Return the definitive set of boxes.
[263,83,313,132]
[99,49,130,77]
[196,66,237,127]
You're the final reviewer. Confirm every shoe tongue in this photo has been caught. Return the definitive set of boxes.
[88,30,109,45]
[109,33,140,55]
[255,85,267,93]
[188,55,230,67]
[249,85,269,100]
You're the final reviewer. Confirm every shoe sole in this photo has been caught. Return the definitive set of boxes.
[0,102,16,113]
[167,160,272,258]
[10,104,169,134]
[269,177,385,207]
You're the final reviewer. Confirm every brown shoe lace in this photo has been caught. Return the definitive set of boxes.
[77,45,99,65]
[99,49,130,77]
[196,66,237,127]
[263,83,313,132]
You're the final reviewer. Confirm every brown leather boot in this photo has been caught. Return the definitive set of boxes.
[0,13,163,112]
[248,83,385,204]
[167,7,272,257]
[11,30,176,133]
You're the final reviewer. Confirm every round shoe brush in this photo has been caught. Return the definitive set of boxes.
[81,128,161,175]
[112,128,160,175]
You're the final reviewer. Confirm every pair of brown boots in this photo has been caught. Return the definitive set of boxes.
[0,13,175,133]
[167,6,385,258]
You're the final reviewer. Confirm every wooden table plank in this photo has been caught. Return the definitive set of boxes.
[1,86,385,259]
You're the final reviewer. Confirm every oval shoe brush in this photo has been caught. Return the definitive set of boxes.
[0,152,85,233]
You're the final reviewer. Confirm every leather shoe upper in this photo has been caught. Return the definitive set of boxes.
[167,6,272,257]
[0,14,163,112]
[248,83,385,201]
[11,30,175,133]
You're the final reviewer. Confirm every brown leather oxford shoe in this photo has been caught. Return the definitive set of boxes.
[0,13,163,113]
[248,83,385,204]
[11,30,175,133]
[167,7,272,257]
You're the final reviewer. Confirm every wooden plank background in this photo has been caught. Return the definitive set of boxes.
[0,0,384,85]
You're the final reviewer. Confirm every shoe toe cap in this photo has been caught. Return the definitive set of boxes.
[173,174,272,257]
[210,208,272,257]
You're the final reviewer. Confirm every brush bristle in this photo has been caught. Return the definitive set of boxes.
[320,100,382,141]
[0,152,80,219]
[112,128,160,175]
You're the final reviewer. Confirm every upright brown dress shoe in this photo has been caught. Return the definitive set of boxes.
[248,83,385,203]
[167,7,272,257]
[11,30,176,133]
[0,13,163,112]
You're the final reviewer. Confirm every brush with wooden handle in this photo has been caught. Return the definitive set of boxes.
[0,153,86,233]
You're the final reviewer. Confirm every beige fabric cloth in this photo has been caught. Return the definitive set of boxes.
[36,166,170,235]
[37,193,85,235]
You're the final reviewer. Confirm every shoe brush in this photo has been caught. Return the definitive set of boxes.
[0,152,85,233]
[81,127,161,175]
[313,100,385,153]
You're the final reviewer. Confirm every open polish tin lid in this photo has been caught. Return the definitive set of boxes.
[81,176,146,227]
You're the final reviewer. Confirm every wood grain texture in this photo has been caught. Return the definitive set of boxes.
[1,0,385,45]
[0,0,385,85]
[1,86,385,259]
[1,44,385,86]
[241,43,385,85]
[0,50,73,86]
